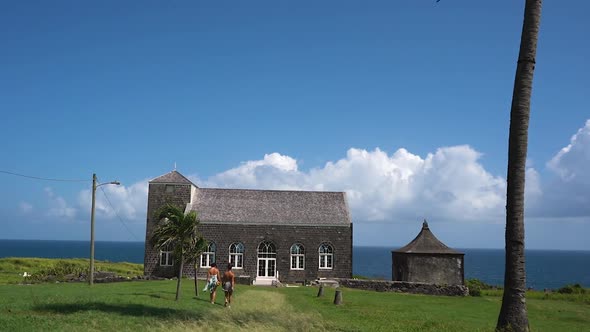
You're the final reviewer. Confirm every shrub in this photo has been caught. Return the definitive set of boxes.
[557,284,586,295]
[466,279,495,290]
[30,260,87,282]
[469,287,482,297]
[466,279,497,297]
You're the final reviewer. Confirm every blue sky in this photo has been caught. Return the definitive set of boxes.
[1,1,589,250]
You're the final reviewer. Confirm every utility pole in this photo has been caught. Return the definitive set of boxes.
[89,173,97,285]
[89,173,120,286]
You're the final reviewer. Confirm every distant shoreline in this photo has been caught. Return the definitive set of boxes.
[1,239,589,290]
[1,239,588,252]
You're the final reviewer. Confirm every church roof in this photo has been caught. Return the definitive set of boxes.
[150,170,195,185]
[393,220,462,254]
[186,188,351,226]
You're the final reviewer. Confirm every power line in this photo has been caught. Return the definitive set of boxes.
[0,170,90,182]
[2,170,139,240]
[99,186,141,241]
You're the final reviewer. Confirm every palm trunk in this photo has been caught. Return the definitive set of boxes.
[497,1,542,331]
[175,252,183,301]
[198,259,199,297]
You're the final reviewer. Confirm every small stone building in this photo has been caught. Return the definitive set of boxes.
[144,170,353,285]
[392,220,464,285]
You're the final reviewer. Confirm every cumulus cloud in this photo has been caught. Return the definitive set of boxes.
[530,120,590,218]
[205,153,300,189]
[204,146,509,223]
[77,179,149,222]
[61,120,588,228]
[547,120,590,184]
[45,187,76,219]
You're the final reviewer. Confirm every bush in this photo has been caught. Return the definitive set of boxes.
[30,260,87,282]
[469,287,482,297]
[466,279,495,290]
[466,279,497,297]
[557,284,586,295]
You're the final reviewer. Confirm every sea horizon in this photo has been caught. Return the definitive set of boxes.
[2,238,588,252]
[1,239,589,290]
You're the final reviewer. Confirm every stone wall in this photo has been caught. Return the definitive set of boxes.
[195,223,353,284]
[144,182,193,278]
[393,253,464,285]
[336,278,469,296]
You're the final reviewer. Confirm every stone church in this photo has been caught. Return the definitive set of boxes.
[144,170,353,285]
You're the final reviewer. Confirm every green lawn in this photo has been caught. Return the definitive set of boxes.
[1,280,589,331]
[0,257,143,285]
[0,258,588,331]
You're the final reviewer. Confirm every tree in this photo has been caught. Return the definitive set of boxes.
[184,234,207,297]
[497,1,542,331]
[151,204,202,301]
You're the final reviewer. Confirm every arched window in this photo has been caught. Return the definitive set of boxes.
[229,242,244,269]
[290,243,305,270]
[159,244,173,267]
[318,243,333,270]
[200,242,216,268]
[257,241,276,258]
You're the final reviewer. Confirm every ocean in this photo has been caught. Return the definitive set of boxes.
[1,239,588,290]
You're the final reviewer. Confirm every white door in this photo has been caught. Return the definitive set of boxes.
[257,241,277,281]
[257,258,276,278]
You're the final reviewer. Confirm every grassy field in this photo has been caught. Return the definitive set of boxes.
[0,258,588,331]
[0,257,143,285]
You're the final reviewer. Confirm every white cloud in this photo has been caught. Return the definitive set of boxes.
[547,120,590,184]
[19,201,33,214]
[59,120,589,229]
[205,153,299,189]
[204,146,509,223]
[530,120,590,218]
[45,187,77,219]
[77,179,149,222]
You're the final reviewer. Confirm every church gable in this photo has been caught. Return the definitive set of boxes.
[150,170,195,185]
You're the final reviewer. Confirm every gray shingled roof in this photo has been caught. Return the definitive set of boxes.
[150,170,195,185]
[393,220,462,254]
[186,188,351,226]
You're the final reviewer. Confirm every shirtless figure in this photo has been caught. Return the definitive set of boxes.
[222,263,236,308]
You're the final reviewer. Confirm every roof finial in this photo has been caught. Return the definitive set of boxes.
[422,219,429,229]
[174,162,177,171]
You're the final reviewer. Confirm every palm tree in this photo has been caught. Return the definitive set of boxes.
[184,235,207,297]
[151,204,202,301]
[497,1,542,331]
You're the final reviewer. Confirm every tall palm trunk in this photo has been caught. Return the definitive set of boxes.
[497,1,542,331]
[194,258,199,297]
[175,251,183,301]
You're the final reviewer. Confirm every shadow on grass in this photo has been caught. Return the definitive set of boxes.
[34,302,204,320]
[126,292,172,299]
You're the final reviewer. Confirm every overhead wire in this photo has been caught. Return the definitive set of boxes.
[99,185,141,241]
[2,169,141,241]
[0,170,90,182]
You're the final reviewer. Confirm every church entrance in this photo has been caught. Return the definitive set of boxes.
[256,241,276,285]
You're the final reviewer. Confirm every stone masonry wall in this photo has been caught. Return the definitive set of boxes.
[148,222,353,283]
[393,253,464,285]
[193,223,353,284]
[144,183,192,278]
[336,278,469,296]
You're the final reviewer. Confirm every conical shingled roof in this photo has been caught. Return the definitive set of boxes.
[150,170,195,186]
[393,220,462,254]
